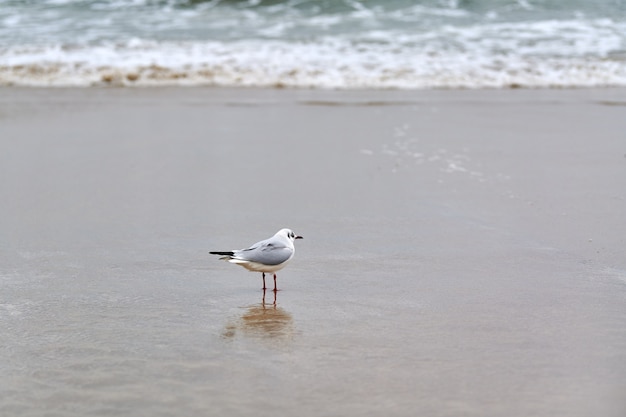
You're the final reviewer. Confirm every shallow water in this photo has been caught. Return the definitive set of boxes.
[1,88,625,416]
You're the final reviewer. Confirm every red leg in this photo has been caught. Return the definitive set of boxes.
[262,273,266,290]
[273,274,278,292]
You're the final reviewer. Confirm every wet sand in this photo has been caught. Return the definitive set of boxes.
[1,87,626,417]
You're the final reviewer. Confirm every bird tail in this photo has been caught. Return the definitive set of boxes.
[209,251,234,257]
[209,251,235,261]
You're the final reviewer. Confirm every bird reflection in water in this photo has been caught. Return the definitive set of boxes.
[222,289,294,343]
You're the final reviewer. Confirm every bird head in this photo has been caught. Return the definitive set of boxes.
[277,228,303,242]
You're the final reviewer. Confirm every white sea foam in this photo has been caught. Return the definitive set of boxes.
[1,42,624,88]
[0,3,625,89]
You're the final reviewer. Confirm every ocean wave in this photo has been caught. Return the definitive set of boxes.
[2,44,625,89]
[1,12,625,89]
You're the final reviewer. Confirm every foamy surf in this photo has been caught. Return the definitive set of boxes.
[1,1,625,89]
[2,38,626,88]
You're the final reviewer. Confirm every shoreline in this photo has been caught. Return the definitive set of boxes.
[1,85,625,417]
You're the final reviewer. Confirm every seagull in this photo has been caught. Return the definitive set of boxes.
[209,228,303,291]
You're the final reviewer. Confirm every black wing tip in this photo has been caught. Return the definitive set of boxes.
[209,251,234,256]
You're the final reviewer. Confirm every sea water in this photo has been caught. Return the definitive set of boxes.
[1,0,625,87]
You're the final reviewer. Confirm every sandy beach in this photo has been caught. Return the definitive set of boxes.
[1,87,625,417]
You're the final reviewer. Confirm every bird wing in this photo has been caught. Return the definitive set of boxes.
[235,238,293,266]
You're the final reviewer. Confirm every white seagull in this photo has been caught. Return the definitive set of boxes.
[210,228,303,291]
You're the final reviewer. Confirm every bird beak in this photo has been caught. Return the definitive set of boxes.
[295,235,303,239]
